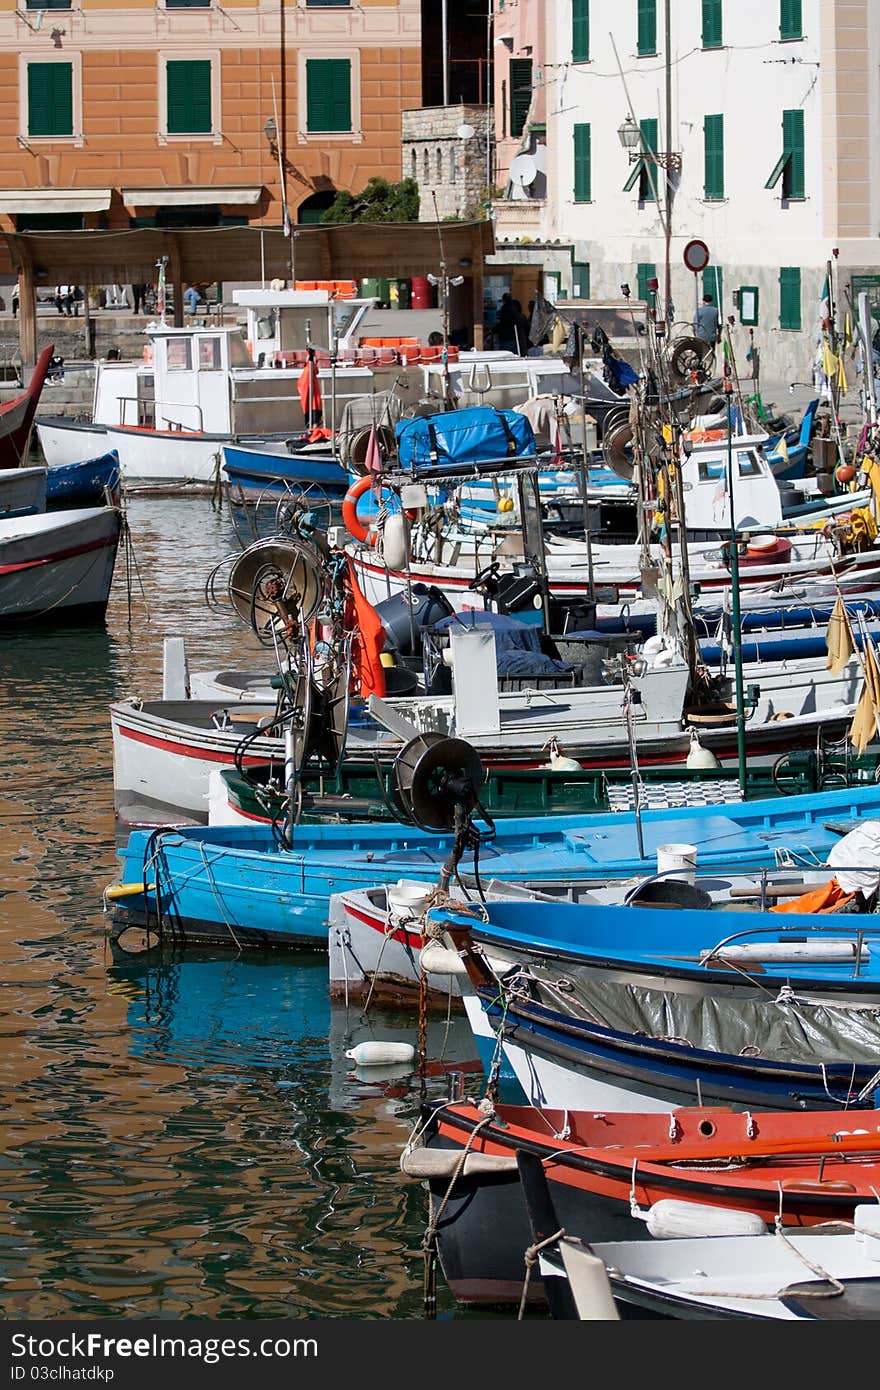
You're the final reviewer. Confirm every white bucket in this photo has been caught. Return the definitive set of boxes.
[387,880,431,917]
[656,843,697,886]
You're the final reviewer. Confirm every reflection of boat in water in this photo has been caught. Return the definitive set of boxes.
[108,948,479,1111]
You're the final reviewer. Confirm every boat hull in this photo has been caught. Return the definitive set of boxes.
[0,505,121,620]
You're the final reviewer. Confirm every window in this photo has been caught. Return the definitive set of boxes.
[637,0,656,56]
[737,451,762,478]
[572,261,590,298]
[410,147,416,179]
[573,123,591,202]
[305,0,350,6]
[27,62,73,137]
[509,58,532,139]
[198,337,222,370]
[623,118,658,201]
[25,0,70,8]
[780,0,802,40]
[703,113,724,200]
[779,267,801,330]
[306,58,351,133]
[765,108,805,199]
[166,60,212,134]
[636,263,656,304]
[572,0,590,63]
[164,0,211,8]
[703,265,723,308]
[435,147,442,181]
[448,146,456,181]
[701,0,722,49]
[166,339,192,370]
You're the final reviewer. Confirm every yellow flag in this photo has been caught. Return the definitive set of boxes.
[838,354,848,397]
[822,341,838,381]
[826,595,854,674]
[775,436,789,463]
[850,642,880,754]
[843,312,854,350]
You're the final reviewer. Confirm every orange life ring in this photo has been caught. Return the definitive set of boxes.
[341,474,417,546]
[342,475,380,545]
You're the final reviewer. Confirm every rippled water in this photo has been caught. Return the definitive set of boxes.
[0,496,479,1320]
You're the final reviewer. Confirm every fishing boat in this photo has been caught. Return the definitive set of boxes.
[0,345,54,469]
[105,778,880,951]
[0,502,122,621]
[514,1149,880,1321]
[45,451,120,508]
[220,441,348,497]
[408,1097,880,1306]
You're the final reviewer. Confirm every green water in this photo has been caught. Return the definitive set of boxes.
[0,496,479,1320]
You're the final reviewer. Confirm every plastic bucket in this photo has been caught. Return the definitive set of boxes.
[656,843,697,886]
[387,881,431,917]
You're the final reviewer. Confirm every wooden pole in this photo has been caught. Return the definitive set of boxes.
[18,261,36,368]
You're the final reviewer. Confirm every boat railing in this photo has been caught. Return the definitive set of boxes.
[697,917,879,978]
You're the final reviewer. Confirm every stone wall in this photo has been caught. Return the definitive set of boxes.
[402,104,493,221]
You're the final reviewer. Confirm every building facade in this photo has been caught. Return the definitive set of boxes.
[493,0,880,380]
[0,0,420,241]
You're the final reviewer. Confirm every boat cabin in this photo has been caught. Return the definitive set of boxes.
[680,433,783,534]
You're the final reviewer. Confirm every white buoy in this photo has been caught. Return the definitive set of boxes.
[645,1200,766,1240]
[420,942,468,977]
[381,512,411,571]
[686,729,720,770]
[345,1041,416,1067]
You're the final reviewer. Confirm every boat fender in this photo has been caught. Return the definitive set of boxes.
[419,942,469,977]
[645,1200,767,1240]
[641,635,666,657]
[345,1041,415,1067]
[381,511,411,570]
[686,729,720,770]
[342,475,417,548]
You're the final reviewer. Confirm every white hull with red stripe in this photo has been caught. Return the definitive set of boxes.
[0,504,121,619]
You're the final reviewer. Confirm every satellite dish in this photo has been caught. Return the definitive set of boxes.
[456,123,476,140]
[509,182,528,201]
[227,536,322,645]
[509,154,538,189]
[392,732,485,831]
[532,144,548,174]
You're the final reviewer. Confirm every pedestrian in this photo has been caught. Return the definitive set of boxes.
[693,293,721,344]
[55,285,73,316]
[511,299,530,355]
[11,284,18,319]
[183,284,200,315]
[495,292,516,352]
[131,283,147,315]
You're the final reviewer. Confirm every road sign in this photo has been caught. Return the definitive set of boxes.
[683,239,711,274]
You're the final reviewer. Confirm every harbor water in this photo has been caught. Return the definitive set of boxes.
[0,495,480,1320]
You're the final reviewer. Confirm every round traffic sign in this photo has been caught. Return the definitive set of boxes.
[683,239,710,274]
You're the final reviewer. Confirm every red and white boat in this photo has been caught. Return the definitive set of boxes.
[0,502,122,620]
[0,345,54,469]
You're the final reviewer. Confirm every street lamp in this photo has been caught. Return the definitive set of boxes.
[618,113,682,172]
[263,116,277,147]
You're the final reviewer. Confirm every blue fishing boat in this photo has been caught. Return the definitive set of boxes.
[46,451,120,507]
[222,442,349,496]
[106,780,880,950]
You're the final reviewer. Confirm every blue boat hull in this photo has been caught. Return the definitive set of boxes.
[46,451,119,506]
[222,444,348,494]
[110,781,880,950]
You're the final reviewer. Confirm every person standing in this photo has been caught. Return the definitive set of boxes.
[693,294,721,344]
[130,284,147,315]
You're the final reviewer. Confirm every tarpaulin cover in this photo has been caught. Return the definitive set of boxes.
[396,406,535,470]
[434,610,573,678]
[488,946,880,1064]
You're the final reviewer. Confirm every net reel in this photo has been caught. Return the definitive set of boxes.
[392,732,494,895]
[226,536,323,648]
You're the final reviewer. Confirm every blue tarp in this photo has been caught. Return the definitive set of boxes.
[433,609,574,676]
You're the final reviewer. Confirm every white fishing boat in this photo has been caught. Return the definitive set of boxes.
[0,503,121,620]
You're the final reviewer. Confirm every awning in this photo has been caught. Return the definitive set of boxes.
[0,189,112,214]
[121,186,264,209]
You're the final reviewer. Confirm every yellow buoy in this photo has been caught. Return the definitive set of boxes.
[497,496,514,513]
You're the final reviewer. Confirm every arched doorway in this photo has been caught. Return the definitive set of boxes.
[297,190,337,224]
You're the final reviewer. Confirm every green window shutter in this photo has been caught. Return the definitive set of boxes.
[701,0,723,49]
[780,0,802,40]
[509,58,532,138]
[782,108,805,198]
[637,0,656,55]
[636,263,656,303]
[702,266,723,307]
[306,58,352,133]
[28,63,73,137]
[572,261,590,298]
[703,113,724,200]
[779,267,801,330]
[573,123,591,202]
[167,60,212,134]
[639,117,658,201]
[572,0,590,62]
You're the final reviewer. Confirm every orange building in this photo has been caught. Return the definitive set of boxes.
[0,0,421,238]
